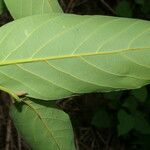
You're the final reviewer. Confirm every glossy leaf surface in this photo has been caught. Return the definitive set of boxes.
[11,99,75,150]
[0,14,150,100]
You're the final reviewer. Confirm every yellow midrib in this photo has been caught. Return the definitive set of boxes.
[0,46,149,66]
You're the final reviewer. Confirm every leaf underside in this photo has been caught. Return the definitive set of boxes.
[0,14,150,100]
[4,0,62,19]
[11,98,75,150]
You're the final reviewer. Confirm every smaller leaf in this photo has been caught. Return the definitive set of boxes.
[92,108,112,128]
[117,109,134,135]
[104,91,122,110]
[118,110,150,135]
[141,1,150,14]
[123,96,138,112]
[135,0,150,14]
[0,0,4,15]
[131,87,147,102]
[11,98,75,150]
[115,0,133,17]
[103,91,123,101]
[134,112,150,134]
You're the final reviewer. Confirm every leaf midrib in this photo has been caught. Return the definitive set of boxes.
[0,47,149,66]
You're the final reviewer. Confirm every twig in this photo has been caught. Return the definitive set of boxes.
[75,137,80,150]
[18,133,22,150]
[65,0,77,13]
[105,130,113,150]
[59,0,66,11]
[100,0,116,15]
[5,118,11,150]
[96,130,107,144]
[78,141,90,149]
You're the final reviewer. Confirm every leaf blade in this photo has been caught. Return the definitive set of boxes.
[0,14,149,100]
[11,99,75,150]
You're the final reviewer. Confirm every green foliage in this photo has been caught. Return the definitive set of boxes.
[11,98,75,150]
[115,0,133,17]
[131,86,147,102]
[135,0,150,14]
[0,14,149,100]
[0,0,150,149]
[92,88,150,144]
[92,108,112,128]
[123,96,138,112]
[118,109,150,135]
[0,0,4,15]
[103,91,123,101]
[118,109,135,135]
[133,111,150,134]
[4,0,62,19]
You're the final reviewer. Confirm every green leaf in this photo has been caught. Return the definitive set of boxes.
[134,112,150,134]
[141,1,150,14]
[118,110,150,135]
[4,0,62,19]
[0,0,4,15]
[131,86,147,102]
[135,0,150,14]
[123,96,138,112]
[11,99,75,150]
[92,108,112,128]
[115,0,133,17]
[103,91,123,100]
[0,14,150,100]
[118,109,134,135]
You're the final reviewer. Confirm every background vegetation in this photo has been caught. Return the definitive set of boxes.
[0,0,150,150]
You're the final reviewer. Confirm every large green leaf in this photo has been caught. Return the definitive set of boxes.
[0,14,150,100]
[11,98,75,150]
[4,0,62,19]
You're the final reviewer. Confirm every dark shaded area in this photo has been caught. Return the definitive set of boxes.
[0,0,150,150]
